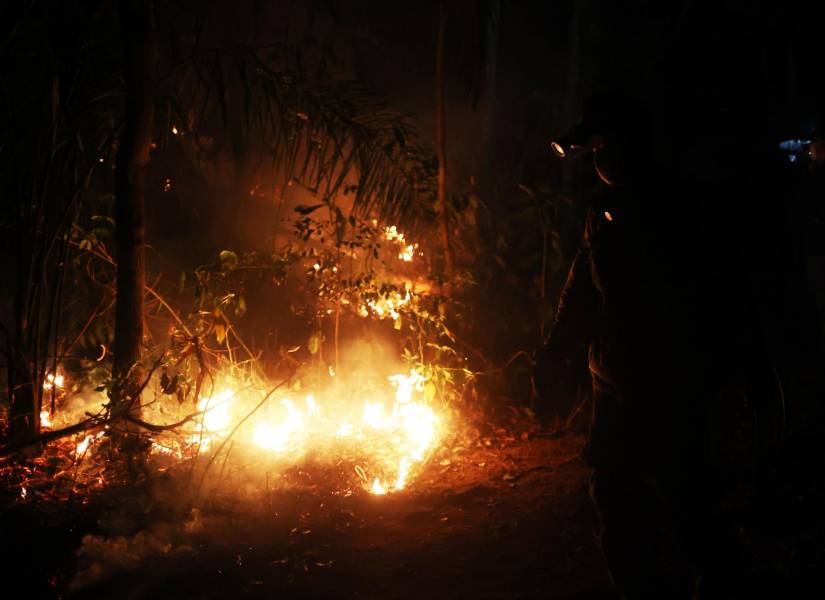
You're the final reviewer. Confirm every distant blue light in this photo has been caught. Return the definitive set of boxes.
[779,139,811,153]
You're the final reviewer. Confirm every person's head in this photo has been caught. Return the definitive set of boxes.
[551,91,653,186]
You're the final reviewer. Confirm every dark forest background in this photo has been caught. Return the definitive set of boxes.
[2,0,825,441]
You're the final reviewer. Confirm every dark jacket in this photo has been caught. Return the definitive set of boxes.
[543,181,706,389]
[535,177,754,456]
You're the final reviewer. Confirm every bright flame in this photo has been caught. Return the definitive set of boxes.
[371,478,387,495]
[362,401,386,429]
[385,225,420,262]
[389,369,426,404]
[394,457,410,491]
[40,410,52,428]
[385,225,405,243]
[252,398,304,452]
[43,372,64,391]
[398,244,417,262]
[365,287,411,320]
[144,370,442,496]
[194,389,235,450]
[75,431,105,456]
[248,370,440,494]
[76,435,93,455]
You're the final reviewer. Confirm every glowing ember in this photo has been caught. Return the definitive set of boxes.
[371,478,387,495]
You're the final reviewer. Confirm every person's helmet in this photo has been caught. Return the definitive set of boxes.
[550,91,653,186]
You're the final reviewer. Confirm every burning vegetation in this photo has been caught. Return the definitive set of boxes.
[8,1,825,598]
[2,208,463,502]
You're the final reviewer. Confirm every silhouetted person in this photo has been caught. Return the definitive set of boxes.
[536,93,745,598]
[803,125,825,335]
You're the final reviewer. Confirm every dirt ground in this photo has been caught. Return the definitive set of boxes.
[2,422,615,600]
[5,403,825,599]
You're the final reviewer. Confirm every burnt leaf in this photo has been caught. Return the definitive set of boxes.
[294,204,324,215]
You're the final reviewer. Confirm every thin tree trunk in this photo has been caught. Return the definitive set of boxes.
[436,2,455,296]
[479,0,500,198]
[113,0,154,415]
[8,358,37,443]
[561,0,582,192]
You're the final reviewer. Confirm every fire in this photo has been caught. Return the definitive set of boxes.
[394,457,410,491]
[398,243,417,262]
[43,372,64,391]
[385,225,420,262]
[250,369,439,494]
[361,286,412,320]
[155,369,443,495]
[385,225,405,243]
[390,369,426,403]
[251,399,304,452]
[193,389,235,450]
[75,431,105,456]
[31,365,443,497]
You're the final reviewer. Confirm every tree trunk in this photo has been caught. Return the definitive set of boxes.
[113,0,154,415]
[560,0,583,192]
[436,2,455,296]
[478,0,500,200]
[8,356,37,443]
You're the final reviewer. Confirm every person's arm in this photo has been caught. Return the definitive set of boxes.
[534,210,601,403]
[544,209,601,355]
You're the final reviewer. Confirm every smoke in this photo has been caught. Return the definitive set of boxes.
[71,507,204,590]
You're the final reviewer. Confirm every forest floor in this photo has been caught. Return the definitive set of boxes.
[0,408,615,600]
[4,403,825,599]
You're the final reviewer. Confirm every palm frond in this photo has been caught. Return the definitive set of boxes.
[161,44,438,229]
